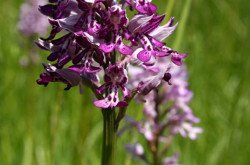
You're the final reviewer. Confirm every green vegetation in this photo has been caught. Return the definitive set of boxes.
[0,0,249,164]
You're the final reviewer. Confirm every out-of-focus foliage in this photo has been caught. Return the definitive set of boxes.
[0,0,249,164]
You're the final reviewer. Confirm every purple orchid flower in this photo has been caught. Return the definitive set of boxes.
[128,14,184,65]
[37,63,81,90]
[94,64,129,108]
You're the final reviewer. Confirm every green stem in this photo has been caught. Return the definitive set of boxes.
[152,139,160,165]
[153,152,159,165]
[152,129,160,165]
[101,109,116,165]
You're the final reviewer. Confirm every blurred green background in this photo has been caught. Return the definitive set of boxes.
[0,0,249,164]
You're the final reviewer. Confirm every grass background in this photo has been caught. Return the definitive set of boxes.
[0,0,249,164]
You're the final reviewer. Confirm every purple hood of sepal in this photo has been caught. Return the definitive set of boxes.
[37,63,81,90]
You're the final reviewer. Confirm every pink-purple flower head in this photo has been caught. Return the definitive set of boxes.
[94,64,129,108]
[124,65,202,164]
[36,0,187,109]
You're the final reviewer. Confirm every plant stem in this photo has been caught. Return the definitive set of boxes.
[153,151,159,165]
[152,133,160,165]
[152,136,161,165]
[153,90,160,165]
[101,109,116,165]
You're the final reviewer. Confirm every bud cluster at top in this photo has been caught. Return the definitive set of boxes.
[36,0,187,109]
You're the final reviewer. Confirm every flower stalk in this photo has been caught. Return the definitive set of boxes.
[102,109,116,165]
[152,139,159,165]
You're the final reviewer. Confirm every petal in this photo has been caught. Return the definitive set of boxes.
[83,32,101,45]
[151,37,165,47]
[121,86,130,98]
[96,84,109,95]
[145,130,154,141]
[56,68,81,86]
[155,51,168,57]
[47,51,60,61]
[116,101,128,107]
[94,99,110,109]
[38,64,81,88]
[68,65,83,73]
[38,4,57,17]
[58,14,80,32]
[128,14,154,33]
[166,17,175,27]
[125,143,144,157]
[137,50,152,62]
[110,90,119,107]
[148,3,157,13]
[171,53,187,66]
[88,65,101,73]
[37,73,53,86]
[72,50,87,64]
[85,0,95,3]
[117,43,133,55]
[135,2,157,15]
[58,53,71,67]
[138,73,165,95]
[35,39,52,50]
[149,23,178,41]
[99,43,115,53]
[135,5,147,14]
[51,33,71,45]
[140,15,165,34]
[88,21,101,34]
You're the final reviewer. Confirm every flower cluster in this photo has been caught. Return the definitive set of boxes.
[18,0,49,36]
[35,0,200,164]
[36,0,187,109]
[124,65,202,164]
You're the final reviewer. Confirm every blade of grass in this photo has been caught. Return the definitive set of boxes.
[164,0,175,21]
[173,0,192,50]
